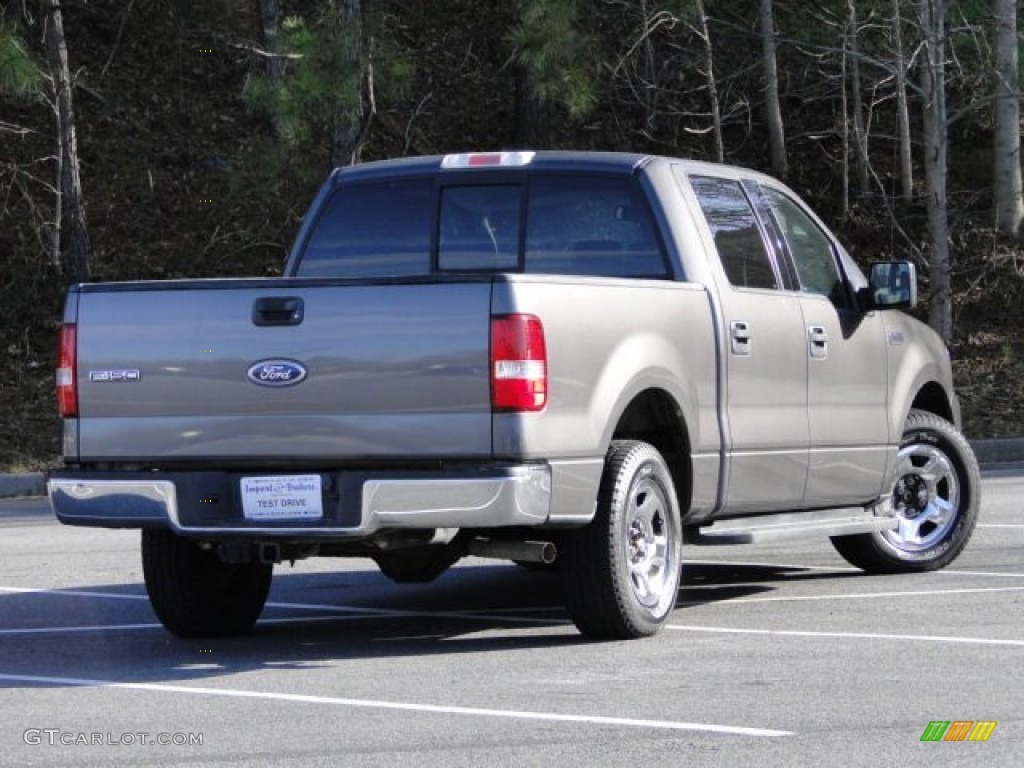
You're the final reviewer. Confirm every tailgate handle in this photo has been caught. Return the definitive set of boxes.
[252,296,304,326]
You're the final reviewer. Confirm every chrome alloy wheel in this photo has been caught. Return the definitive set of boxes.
[622,474,678,611]
[882,442,960,553]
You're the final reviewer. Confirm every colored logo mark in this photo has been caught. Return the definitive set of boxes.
[920,720,997,742]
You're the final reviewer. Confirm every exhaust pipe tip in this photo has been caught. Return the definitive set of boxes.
[467,538,557,564]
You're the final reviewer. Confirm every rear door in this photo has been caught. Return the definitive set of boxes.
[689,175,809,513]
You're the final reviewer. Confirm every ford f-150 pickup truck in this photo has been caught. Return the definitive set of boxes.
[48,151,981,640]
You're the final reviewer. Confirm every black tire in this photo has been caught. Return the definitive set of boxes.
[142,529,272,638]
[560,440,683,639]
[831,409,980,573]
[373,548,460,584]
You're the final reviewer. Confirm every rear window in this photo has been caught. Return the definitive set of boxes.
[296,173,668,279]
[525,176,666,277]
[298,178,434,278]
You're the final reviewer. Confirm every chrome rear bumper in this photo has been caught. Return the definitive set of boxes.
[49,464,552,538]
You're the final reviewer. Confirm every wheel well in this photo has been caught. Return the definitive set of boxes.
[910,382,954,423]
[611,389,692,512]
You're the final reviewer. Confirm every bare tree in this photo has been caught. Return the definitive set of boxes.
[759,0,786,178]
[695,0,723,162]
[916,0,950,344]
[42,0,89,282]
[846,0,869,199]
[992,0,1023,236]
[890,0,914,200]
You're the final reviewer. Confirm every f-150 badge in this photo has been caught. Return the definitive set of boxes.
[88,369,141,382]
[246,359,308,387]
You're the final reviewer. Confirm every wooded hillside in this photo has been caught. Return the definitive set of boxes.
[1,0,1022,470]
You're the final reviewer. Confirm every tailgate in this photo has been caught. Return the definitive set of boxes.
[71,280,493,461]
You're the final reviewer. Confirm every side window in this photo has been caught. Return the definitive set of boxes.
[760,187,848,306]
[297,179,433,278]
[525,175,667,277]
[690,176,778,290]
[439,185,521,271]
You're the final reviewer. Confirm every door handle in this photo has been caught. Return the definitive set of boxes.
[731,321,752,356]
[808,325,828,359]
[252,296,304,326]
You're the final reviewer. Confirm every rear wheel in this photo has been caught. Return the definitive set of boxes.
[142,530,272,638]
[561,440,683,639]
[831,410,980,573]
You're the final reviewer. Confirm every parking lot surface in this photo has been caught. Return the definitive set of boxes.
[0,469,1021,767]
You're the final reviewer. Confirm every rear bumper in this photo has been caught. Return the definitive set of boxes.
[48,465,551,538]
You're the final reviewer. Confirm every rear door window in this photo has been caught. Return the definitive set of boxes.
[690,176,779,290]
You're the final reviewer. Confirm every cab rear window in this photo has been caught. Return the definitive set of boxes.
[298,179,434,278]
[296,174,668,279]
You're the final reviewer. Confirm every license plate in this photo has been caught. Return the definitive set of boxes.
[240,475,323,520]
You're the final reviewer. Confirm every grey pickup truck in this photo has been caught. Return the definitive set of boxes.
[49,151,980,640]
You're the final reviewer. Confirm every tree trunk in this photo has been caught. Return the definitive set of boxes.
[993,0,1023,236]
[917,0,951,345]
[759,0,786,178]
[330,0,365,168]
[696,0,724,163]
[847,0,870,199]
[515,66,552,147]
[42,0,90,283]
[891,0,914,200]
[840,27,850,216]
[257,0,284,81]
[256,0,286,137]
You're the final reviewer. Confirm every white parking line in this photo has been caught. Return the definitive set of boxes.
[0,586,147,600]
[686,559,1024,579]
[667,625,1024,647]
[681,585,1024,605]
[0,623,161,635]
[0,672,793,737]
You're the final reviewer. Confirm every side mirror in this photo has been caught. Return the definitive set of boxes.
[867,261,917,310]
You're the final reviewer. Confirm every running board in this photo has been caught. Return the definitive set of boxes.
[685,508,898,546]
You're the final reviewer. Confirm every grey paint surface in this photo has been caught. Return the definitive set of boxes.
[73,281,493,460]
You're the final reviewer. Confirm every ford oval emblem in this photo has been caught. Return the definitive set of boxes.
[246,359,308,387]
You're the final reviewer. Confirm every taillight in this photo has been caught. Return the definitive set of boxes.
[56,323,77,418]
[490,314,547,412]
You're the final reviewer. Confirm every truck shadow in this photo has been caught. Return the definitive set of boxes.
[0,559,861,690]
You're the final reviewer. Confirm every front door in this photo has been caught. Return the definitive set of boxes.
[755,185,890,506]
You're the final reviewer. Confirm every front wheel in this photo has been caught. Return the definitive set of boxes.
[142,530,272,638]
[831,410,980,573]
[561,440,683,639]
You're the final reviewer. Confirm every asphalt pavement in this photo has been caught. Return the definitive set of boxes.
[0,468,1021,767]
